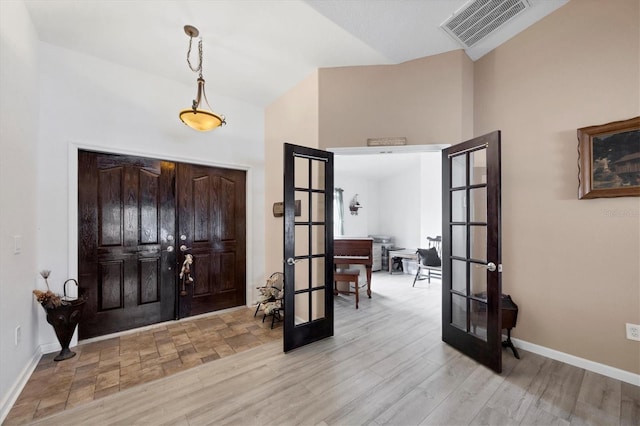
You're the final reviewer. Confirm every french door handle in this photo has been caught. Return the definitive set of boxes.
[486,262,497,272]
[286,258,298,266]
[180,245,191,252]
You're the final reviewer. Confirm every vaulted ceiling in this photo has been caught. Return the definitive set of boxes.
[23,0,568,108]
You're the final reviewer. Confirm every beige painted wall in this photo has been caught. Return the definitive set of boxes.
[474,0,640,373]
[264,72,320,281]
[318,50,475,149]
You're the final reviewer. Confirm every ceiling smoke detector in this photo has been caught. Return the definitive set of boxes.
[441,0,531,48]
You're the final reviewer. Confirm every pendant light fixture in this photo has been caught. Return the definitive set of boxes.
[179,25,226,131]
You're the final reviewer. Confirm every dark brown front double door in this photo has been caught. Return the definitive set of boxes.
[78,150,246,339]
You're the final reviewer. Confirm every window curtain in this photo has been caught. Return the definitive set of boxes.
[333,188,344,236]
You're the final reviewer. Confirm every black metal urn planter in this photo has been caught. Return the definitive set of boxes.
[33,273,86,361]
[45,286,86,361]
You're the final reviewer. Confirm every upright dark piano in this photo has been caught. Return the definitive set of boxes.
[334,237,373,297]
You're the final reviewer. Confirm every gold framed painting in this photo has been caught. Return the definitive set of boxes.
[577,116,640,199]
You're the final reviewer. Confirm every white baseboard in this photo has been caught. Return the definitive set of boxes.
[511,337,640,386]
[40,341,61,355]
[0,347,43,424]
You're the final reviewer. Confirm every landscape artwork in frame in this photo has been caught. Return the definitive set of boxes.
[577,116,640,199]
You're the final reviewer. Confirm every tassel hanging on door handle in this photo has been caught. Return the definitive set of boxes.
[179,254,194,296]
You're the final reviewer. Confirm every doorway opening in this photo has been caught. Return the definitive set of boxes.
[330,144,447,279]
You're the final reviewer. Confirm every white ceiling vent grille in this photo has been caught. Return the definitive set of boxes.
[441,0,531,48]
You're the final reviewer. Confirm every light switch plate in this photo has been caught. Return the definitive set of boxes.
[13,235,22,254]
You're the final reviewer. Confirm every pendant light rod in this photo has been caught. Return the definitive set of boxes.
[193,77,204,110]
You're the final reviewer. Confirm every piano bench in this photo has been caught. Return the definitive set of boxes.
[334,269,360,309]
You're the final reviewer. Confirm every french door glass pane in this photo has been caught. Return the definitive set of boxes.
[311,257,325,287]
[470,187,487,222]
[451,190,466,222]
[312,192,325,222]
[470,263,487,296]
[451,294,467,329]
[452,154,466,187]
[311,225,325,255]
[311,290,325,320]
[294,260,309,291]
[294,157,308,188]
[296,191,309,222]
[311,160,325,190]
[470,149,487,185]
[452,259,467,294]
[470,225,487,262]
[452,225,467,258]
[470,299,488,341]
[295,226,309,257]
[295,293,310,325]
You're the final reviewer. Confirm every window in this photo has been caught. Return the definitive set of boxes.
[333,188,344,236]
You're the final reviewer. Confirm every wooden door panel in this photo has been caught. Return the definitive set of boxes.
[139,257,160,304]
[123,169,139,245]
[98,260,123,310]
[193,176,210,242]
[192,252,212,296]
[220,252,236,291]
[139,170,159,244]
[220,177,235,241]
[98,167,123,246]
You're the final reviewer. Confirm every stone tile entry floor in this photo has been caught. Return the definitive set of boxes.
[4,307,282,424]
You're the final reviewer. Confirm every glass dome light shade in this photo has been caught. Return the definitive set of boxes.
[179,108,225,131]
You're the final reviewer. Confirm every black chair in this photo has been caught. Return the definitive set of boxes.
[254,272,284,319]
[413,236,442,287]
[262,291,284,329]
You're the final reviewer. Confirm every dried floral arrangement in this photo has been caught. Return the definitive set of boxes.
[33,270,63,309]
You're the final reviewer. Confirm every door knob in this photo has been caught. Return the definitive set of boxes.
[166,246,174,253]
[486,262,497,272]
[180,245,191,252]
[286,258,298,266]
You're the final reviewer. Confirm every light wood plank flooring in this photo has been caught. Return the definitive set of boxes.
[21,272,640,425]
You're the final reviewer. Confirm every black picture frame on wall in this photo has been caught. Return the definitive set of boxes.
[577,116,640,199]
